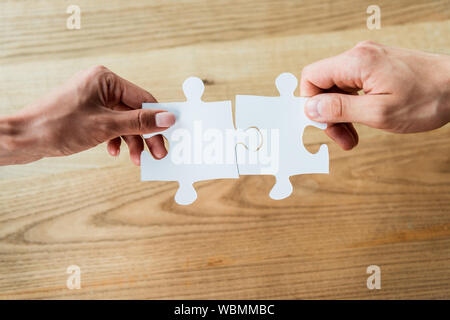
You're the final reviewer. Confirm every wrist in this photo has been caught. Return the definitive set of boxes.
[0,114,38,165]
[436,55,450,123]
[0,116,20,150]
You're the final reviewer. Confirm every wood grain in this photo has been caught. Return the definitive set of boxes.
[0,0,450,299]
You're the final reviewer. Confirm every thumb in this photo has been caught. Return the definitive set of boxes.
[108,109,176,136]
[304,93,390,126]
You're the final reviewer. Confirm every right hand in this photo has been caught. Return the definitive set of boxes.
[301,41,450,150]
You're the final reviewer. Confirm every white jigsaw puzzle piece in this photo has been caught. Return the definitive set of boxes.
[141,77,239,205]
[235,72,329,200]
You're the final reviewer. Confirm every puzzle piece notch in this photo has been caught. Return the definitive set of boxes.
[270,174,294,200]
[235,72,329,201]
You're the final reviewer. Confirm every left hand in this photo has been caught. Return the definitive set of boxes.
[0,65,175,166]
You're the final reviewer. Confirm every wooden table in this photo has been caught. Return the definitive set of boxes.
[0,0,449,299]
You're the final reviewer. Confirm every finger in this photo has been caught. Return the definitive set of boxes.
[300,53,363,97]
[325,123,359,150]
[304,93,391,127]
[145,134,167,159]
[345,122,359,145]
[122,135,144,166]
[325,85,360,95]
[107,137,121,156]
[116,75,157,109]
[106,109,176,137]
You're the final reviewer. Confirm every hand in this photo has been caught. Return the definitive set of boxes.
[0,66,175,165]
[301,41,450,150]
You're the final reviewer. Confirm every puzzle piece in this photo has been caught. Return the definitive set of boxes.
[141,77,239,205]
[141,73,330,205]
[235,72,329,200]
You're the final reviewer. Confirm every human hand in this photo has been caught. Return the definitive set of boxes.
[301,41,450,150]
[0,66,175,165]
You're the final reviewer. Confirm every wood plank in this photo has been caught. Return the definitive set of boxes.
[0,0,449,64]
[0,1,449,299]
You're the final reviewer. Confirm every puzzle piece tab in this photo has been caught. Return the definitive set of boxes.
[235,72,329,200]
[141,77,239,205]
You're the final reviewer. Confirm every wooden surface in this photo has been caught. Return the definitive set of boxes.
[0,0,450,299]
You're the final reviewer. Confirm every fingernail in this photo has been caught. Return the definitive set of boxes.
[110,148,119,157]
[132,154,140,166]
[155,112,175,128]
[306,98,320,119]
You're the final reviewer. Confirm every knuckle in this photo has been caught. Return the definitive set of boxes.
[88,67,119,105]
[100,114,120,136]
[328,95,345,119]
[137,109,155,132]
[349,40,384,62]
[78,65,110,85]
[300,66,312,89]
[301,63,320,81]
[85,65,114,85]
[301,65,312,77]
[373,104,391,127]
[89,65,108,75]
[137,109,145,131]
[100,71,117,89]
[355,40,379,48]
